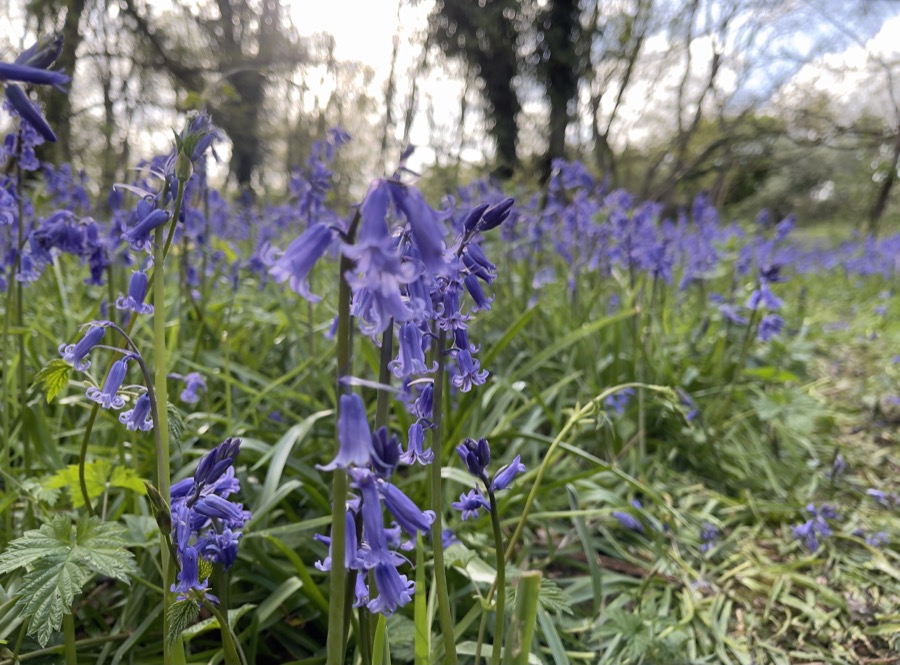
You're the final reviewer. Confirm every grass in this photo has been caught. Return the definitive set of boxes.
[0,179,898,664]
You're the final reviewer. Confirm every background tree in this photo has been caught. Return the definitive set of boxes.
[431,0,522,178]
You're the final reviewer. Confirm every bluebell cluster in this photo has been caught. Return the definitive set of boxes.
[170,438,248,599]
[314,393,436,616]
[452,437,526,521]
[792,503,838,552]
[266,164,513,396]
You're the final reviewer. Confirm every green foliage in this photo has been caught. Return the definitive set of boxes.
[31,358,71,403]
[0,515,136,646]
[166,598,201,649]
[44,460,145,508]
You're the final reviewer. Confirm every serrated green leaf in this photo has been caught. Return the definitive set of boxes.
[44,461,145,508]
[32,359,71,404]
[506,578,573,617]
[167,599,200,649]
[444,542,477,568]
[0,514,137,646]
[168,402,185,453]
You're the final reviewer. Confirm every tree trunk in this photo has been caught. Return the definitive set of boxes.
[868,128,900,237]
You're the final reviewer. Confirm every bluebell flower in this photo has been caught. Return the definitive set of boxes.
[367,562,415,616]
[478,197,515,232]
[1,39,70,143]
[462,243,497,284]
[198,527,242,569]
[792,520,818,552]
[719,303,748,325]
[613,511,644,533]
[378,480,435,537]
[453,328,479,354]
[490,454,525,492]
[122,207,169,253]
[389,322,435,378]
[400,422,433,465]
[867,489,889,507]
[411,383,434,424]
[116,270,153,315]
[758,314,784,342]
[170,439,247,582]
[746,283,782,311]
[371,426,401,479]
[456,437,491,479]
[353,469,404,569]
[265,223,335,302]
[462,203,490,234]
[700,523,719,552]
[119,393,153,431]
[463,274,493,311]
[179,372,206,405]
[676,388,699,421]
[343,180,415,334]
[830,453,847,479]
[865,531,889,548]
[793,504,836,552]
[442,528,460,548]
[193,493,246,523]
[387,182,447,277]
[314,512,363,572]
[59,324,105,371]
[452,349,488,392]
[171,545,208,596]
[605,388,634,415]
[86,354,131,410]
[452,490,490,520]
[437,285,469,331]
[318,394,373,471]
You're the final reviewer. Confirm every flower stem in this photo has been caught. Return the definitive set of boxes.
[487,490,506,665]
[155,178,186,665]
[429,329,458,665]
[326,210,360,665]
[62,613,77,665]
[206,601,246,665]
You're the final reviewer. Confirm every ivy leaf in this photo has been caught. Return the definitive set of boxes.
[167,598,201,649]
[0,514,137,646]
[32,359,71,404]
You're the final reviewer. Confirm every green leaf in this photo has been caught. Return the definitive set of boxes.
[167,599,200,649]
[44,461,145,508]
[507,578,572,617]
[168,402,185,454]
[0,514,137,646]
[32,359,71,404]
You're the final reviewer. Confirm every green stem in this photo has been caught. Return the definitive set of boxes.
[63,613,77,665]
[487,491,505,665]
[2,254,12,545]
[0,630,130,665]
[326,211,360,665]
[429,329,458,665]
[207,601,246,665]
[501,572,541,665]
[156,178,186,665]
[78,408,100,516]
[15,161,28,474]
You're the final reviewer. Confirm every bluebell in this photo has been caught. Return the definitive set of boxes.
[59,325,105,371]
[119,393,153,431]
[317,394,373,471]
[86,355,131,410]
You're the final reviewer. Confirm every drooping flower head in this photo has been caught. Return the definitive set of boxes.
[59,324,105,371]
